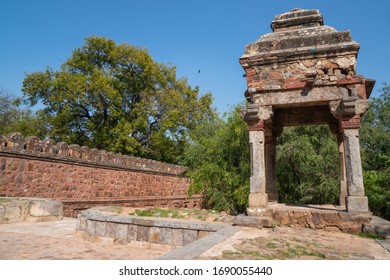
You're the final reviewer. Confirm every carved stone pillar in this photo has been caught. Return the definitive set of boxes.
[336,133,347,207]
[340,115,369,213]
[242,105,273,216]
[248,123,268,213]
[265,124,281,203]
[265,136,278,202]
[329,122,347,207]
[330,97,370,213]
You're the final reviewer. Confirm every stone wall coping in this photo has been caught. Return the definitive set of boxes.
[0,133,187,176]
[80,209,227,232]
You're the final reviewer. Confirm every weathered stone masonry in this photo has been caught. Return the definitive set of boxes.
[240,8,375,215]
[0,133,201,217]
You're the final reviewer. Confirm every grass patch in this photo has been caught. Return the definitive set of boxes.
[241,250,262,257]
[129,207,185,219]
[266,242,278,249]
[0,197,16,203]
[357,232,385,240]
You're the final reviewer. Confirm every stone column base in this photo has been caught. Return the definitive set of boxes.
[247,193,268,216]
[267,191,279,202]
[346,196,370,213]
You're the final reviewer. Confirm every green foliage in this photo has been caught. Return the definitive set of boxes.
[21,36,214,163]
[361,83,390,220]
[0,89,50,138]
[0,90,19,133]
[183,107,250,213]
[276,125,339,205]
[357,231,385,240]
[130,207,184,218]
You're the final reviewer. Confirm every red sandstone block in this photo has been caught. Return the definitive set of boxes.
[282,81,306,89]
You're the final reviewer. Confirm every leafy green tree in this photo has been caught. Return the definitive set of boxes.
[0,89,19,133]
[22,36,214,163]
[276,125,339,205]
[0,89,49,138]
[183,107,250,213]
[361,83,390,219]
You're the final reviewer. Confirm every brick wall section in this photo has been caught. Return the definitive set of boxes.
[0,133,201,217]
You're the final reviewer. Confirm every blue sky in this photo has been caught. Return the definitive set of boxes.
[1,0,389,114]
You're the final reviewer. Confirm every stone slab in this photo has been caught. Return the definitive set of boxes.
[116,223,128,240]
[377,240,390,252]
[160,227,174,245]
[95,221,106,237]
[158,226,239,260]
[248,193,268,209]
[363,216,390,239]
[127,224,138,241]
[28,200,63,217]
[346,196,369,213]
[183,229,198,245]
[149,227,160,243]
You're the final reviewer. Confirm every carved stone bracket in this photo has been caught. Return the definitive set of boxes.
[241,104,273,131]
[329,98,369,119]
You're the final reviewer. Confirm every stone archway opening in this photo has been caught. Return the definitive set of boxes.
[275,123,340,207]
[239,8,375,229]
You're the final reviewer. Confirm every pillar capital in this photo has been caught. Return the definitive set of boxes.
[241,104,273,131]
[329,97,369,119]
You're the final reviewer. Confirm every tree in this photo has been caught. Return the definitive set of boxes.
[0,89,49,138]
[184,108,340,212]
[276,125,339,205]
[360,83,390,219]
[0,89,19,133]
[22,36,214,163]
[183,107,250,213]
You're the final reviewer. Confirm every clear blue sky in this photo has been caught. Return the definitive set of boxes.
[1,0,389,114]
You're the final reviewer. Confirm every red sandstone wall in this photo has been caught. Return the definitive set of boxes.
[0,133,201,217]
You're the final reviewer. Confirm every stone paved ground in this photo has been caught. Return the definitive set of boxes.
[0,218,170,260]
[1,218,390,260]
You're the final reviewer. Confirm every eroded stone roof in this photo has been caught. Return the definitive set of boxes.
[242,8,359,61]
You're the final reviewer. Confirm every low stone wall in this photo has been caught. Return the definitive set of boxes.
[235,204,372,233]
[0,133,201,217]
[76,207,227,247]
[0,197,63,223]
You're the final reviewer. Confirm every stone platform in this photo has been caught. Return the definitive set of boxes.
[76,207,230,247]
[234,203,373,234]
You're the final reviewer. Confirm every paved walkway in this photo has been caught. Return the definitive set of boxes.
[1,218,390,260]
[0,218,170,260]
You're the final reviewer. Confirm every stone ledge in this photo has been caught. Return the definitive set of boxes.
[363,216,390,239]
[234,204,373,234]
[77,207,229,247]
[0,197,63,224]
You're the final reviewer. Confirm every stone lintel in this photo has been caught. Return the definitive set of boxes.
[274,105,337,127]
[250,86,341,107]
